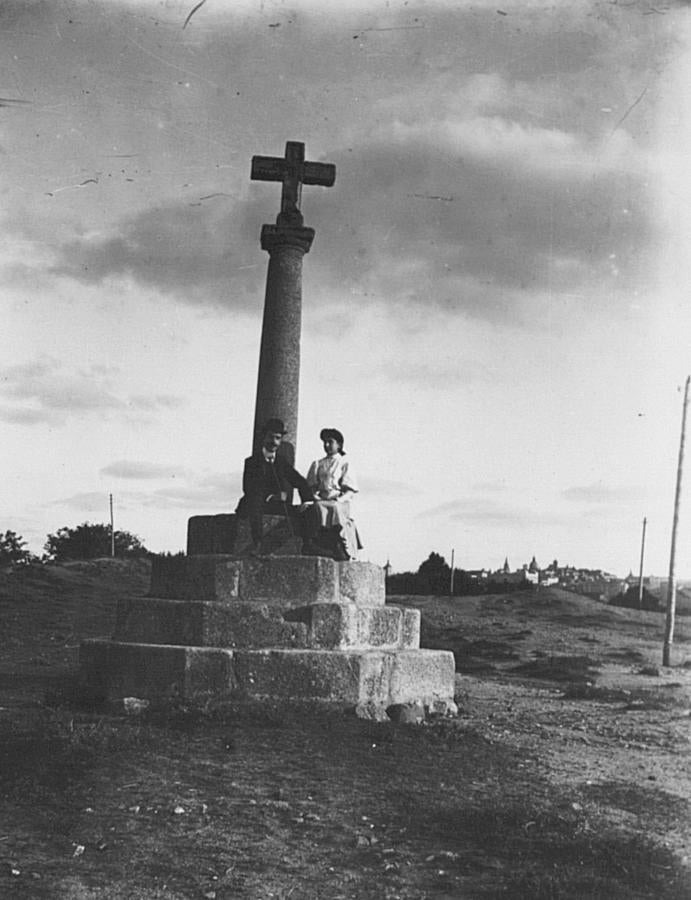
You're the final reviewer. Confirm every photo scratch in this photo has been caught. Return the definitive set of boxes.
[407,193,454,202]
[610,85,648,135]
[182,0,208,30]
[126,34,219,89]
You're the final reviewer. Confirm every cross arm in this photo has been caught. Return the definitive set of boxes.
[250,157,336,187]
[251,156,286,182]
[302,161,336,187]
[251,143,336,215]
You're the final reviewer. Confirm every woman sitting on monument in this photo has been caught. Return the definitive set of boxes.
[302,428,362,561]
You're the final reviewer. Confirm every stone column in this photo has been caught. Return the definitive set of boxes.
[252,211,314,465]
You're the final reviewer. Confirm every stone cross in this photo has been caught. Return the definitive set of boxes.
[250,141,336,463]
[251,141,335,219]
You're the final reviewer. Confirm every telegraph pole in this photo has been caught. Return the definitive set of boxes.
[663,376,690,667]
[109,493,115,558]
[449,548,455,597]
[637,516,647,609]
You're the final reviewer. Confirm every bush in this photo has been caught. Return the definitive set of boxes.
[44,522,148,562]
[387,554,486,596]
[417,552,451,594]
[0,529,35,565]
[610,585,662,613]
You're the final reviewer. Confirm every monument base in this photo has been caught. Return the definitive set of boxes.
[79,551,457,721]
[187,513,301,556]
[79,642,455,718]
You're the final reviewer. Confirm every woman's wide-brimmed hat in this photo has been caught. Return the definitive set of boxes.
[320,427,344,447]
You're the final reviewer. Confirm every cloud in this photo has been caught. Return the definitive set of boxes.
[0,406,59,425]
[0,358,123,424]
[305,127,652,321]
[0,357,183,426]
[562,483,639,505]
[472,481,509,493]
[358,476,415,498]
[418,498,521,525]
[144,471,242,510]
[128,395,183,411]
[101,460,189,480]
[49,492,114,514]
[1,0,665,328]
[50,200,264,309]
[378,358,496,388]
[55,470,242,517]
[45,116,651,325]
[419,495,564,527]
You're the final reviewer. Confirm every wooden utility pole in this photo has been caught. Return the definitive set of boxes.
[449,548,455,597]
[663,376,690,667]
[109,493,115,558]
[637,516,647,609]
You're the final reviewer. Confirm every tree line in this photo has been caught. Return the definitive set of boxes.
[0,523,148,566]
[387,552,489,597]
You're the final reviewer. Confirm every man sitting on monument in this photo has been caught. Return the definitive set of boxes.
[235,418,312,554]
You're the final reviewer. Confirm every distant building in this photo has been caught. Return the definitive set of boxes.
[655,581,691,614]
[487,558,538,588]
[486,555,625,597]
[624,572,663,592]
[466,568,489,582]
[569,578,627,601]
[540,574,560,587]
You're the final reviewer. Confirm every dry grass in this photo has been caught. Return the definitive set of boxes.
[0,563,690,898]
[1,704,688,899]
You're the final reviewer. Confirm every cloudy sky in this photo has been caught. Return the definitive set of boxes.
[2,0,690,576]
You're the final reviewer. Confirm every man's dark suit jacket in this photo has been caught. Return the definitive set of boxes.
[236,452,312,517]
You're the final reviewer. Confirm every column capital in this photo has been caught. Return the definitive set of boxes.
[260,223,315,255]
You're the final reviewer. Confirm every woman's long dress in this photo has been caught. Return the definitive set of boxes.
[306,454,362,559]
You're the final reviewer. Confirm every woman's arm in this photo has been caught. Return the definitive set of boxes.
[338,460,358,497]
[306,460,321,498]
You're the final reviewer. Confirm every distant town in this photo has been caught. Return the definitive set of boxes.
[387,553,691,614]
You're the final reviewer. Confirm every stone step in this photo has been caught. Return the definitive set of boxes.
[285,603,420,650]
[187,513,302,556]
[79,640,456,715]
[232,649,454,710]
[114,598,309,649]
[149,555,385,607]
[113,599,420,651]
[80,640,234,702]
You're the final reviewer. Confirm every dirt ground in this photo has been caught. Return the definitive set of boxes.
[411,592,691,858]
[0,560,690,898]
